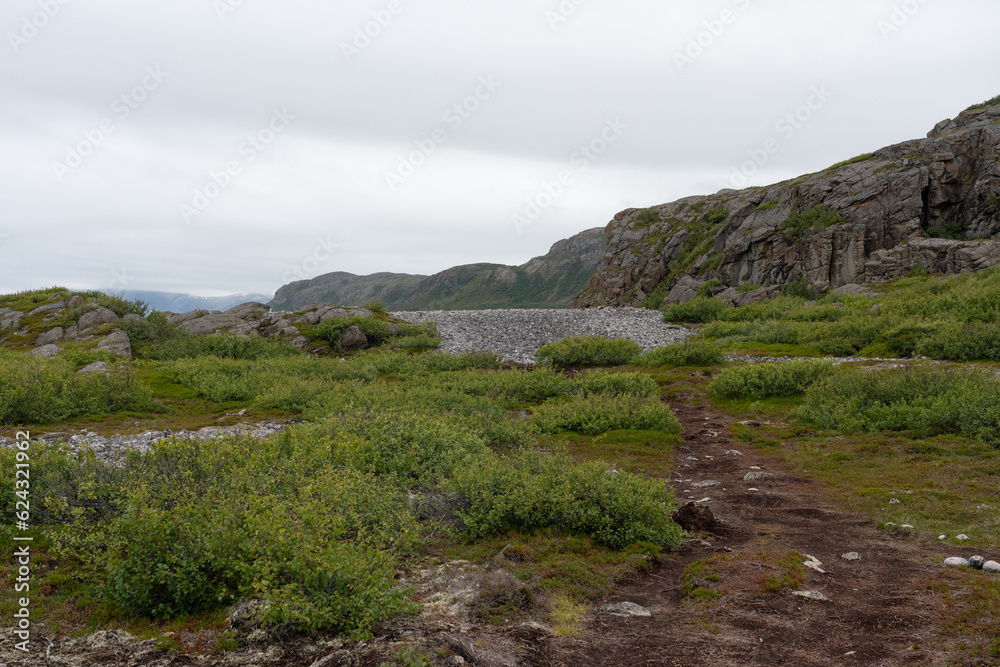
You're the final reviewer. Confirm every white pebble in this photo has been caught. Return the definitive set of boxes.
[957,534,970,541]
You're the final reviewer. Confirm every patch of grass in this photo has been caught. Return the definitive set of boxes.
[549,592,589,637]
[966,94,1000,111]
[663,297,727,323]
[781,205,849,238]
[533,394,682,436]
[757,199,779,211]
[703,206,729,225]
[925,222,963,240]
[736,283,763,294]
[550,429,680,478]
[826,153,874,171]
[632,207,662,229]
[696,280,725,298]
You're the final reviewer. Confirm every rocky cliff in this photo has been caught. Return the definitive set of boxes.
[272,228,607,311]
[573,98,1000,308]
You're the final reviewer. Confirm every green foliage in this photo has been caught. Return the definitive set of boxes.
[696,280,724,298]
[663,297,727,323]
[800,366,1000,444]
[535,336,641,368]
[757,199,779,211]
[781,279,822,300]
[317,316,392,347]
[702,206,729,225]
[533,394,682,436]
[0,351,160,425]
[736,283,762,294]
[781,205,848,237]
[966,95,1000,111]
[451,449,684,550]
[925,222,963,240]
[363,301,386,314]
[708,360,835,400]
[633,340,724,367]
[826,153,874,171]
[632,207,661,228]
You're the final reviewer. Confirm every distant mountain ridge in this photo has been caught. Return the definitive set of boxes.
[118,291,274,313]
[269,228,607,311]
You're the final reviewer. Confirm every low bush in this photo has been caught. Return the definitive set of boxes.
[535,336,641,368]
[708,360,834,400]
[451,449,684,550]
[662,297,727,323]
[634,340,724,367]
[533,394,682,436]
[799,366,1000,444]
[318,316,393,347]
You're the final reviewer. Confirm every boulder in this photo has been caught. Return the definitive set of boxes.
[35,327,64,346]
[68,295,84,307]
[166,310,209,325]
[183,313,243,336]
[599,602,652,618]
[28,301,66,316]
[78,307,119,330]
[984,561,1000,573]
[339,325,368,350]
[226,302,270,321]
[122,313,145,324]
[0,311,23,330]
[30,344,61,358]
[77,362,112,375]
[672,502,726,535]
[98,331,132,359]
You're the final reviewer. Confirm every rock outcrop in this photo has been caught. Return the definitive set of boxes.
[574,100,1000,308]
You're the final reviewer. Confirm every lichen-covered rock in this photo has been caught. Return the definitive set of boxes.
[78,307,119,330]
[574,103,1000,308]
[29,344,61,357]
[35,327,65,346]
[339,325,369,350]
[98,331,132,359]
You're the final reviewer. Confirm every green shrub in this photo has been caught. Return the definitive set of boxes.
[696,280,724,298]
[632,208,661,228]
[572,371,660,398]
[318,316,393,347]
[799,366,1000,444]
[782,279,822,300]
[451,449,684,550]
[634,340,724,367]
[535,336,641,368]
[533,394,682,436]
[966,95,1000,111]
[703,206,729,225]
[925,223,963,240]
[708,361,835,400]
[781,205,848,237]
[663,297,727,323]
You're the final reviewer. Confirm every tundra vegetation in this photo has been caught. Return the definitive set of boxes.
[2,273,1000,661]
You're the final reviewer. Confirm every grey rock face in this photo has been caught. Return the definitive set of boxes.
[0,310,23,330]
[78,307,119,330]
[98,331,132,359]
[35,327,65,346]
[183,313,243,336]
[78,362,112,375]
[575,104,1000,308]
[339,325,369,350]
[30,344,61,357]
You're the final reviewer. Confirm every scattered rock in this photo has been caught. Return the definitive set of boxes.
[28,300,66,316]
[944,557,969,567]
[969,556,986,570]
[35,327,65,346]
[957,534,970,541]
[600,602,651,618]
[803,555,827,574]
[29,344,61,358]
[518,621,554,636]
[792,590,830,602]
[183,313,243,336]
[1,310,24,330]
[68,295,84,307]
[77,362,112,375]
[983,561,1000,573]
[78,307,119,330]
[744,471,774,482]
[890,498,901,504]
[696,480,721,488]
[725,450,744,457]
[841,552,861,562]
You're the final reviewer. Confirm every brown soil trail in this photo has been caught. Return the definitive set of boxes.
[552,401,959,667]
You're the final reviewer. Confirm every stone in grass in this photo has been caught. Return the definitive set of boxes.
[29,344,61,358]
[944,557,969,567]
[957,534,970,541]
[77,362,111,375]
[983,561,1000,573]
[968,556,986,570]
[600,602,651,618]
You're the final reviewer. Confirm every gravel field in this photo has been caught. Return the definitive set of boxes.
[392,307,692,364]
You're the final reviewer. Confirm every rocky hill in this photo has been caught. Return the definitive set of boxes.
[270,228,607,311]
[574,98,1000,309]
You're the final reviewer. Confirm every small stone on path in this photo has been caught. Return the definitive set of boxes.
[842,552,861,562]
[792,590,830,602]
[600,602,651,618]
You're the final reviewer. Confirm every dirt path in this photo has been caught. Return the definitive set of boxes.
[552,401,959,667]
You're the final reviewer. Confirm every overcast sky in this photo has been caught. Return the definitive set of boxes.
[1,0,997,296]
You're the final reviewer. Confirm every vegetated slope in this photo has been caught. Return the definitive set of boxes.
[270,228,607,311]
[574,96,1000,309]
